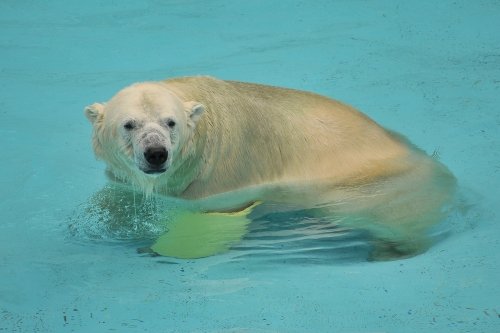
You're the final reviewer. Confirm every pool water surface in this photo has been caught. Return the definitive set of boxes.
[1,1,499,332]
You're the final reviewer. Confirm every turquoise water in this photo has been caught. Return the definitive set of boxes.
[1,1,499,332]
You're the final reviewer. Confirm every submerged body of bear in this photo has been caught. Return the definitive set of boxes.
[85,76,456,258]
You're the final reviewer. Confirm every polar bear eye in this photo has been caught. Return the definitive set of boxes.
[167,120,176,128]
[123,120,136,130]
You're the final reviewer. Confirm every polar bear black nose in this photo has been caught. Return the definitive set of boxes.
[144,147,168,166]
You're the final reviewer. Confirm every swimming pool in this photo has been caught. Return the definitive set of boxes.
[1,1,499,332]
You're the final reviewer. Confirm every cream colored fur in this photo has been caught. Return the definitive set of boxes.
[85,76,456,258]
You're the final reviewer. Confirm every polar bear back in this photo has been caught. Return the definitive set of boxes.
[163,76,411,197]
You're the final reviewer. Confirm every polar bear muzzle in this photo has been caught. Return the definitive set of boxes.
[133,127,172,175]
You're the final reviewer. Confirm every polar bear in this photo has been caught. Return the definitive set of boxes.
[85,76,456,259]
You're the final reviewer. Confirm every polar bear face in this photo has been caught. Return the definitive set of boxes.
[85,82,204,183]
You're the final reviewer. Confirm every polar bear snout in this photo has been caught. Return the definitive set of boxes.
[135,129,171,175]
[144,146,168,169]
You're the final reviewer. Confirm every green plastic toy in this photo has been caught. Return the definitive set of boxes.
[151,202,260,259]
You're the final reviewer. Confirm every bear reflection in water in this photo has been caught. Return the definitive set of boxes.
[81,76,457,260]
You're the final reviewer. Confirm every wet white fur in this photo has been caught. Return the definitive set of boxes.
[85,76,456,256]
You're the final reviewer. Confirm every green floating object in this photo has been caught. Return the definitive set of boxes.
[151,202,259,259]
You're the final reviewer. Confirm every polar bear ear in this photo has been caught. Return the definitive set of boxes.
[184,101,205,127]
[84,103,105,125]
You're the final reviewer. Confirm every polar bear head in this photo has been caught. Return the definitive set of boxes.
[85,82,204,192]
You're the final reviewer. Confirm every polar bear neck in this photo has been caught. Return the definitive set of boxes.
[162,77,285,198]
